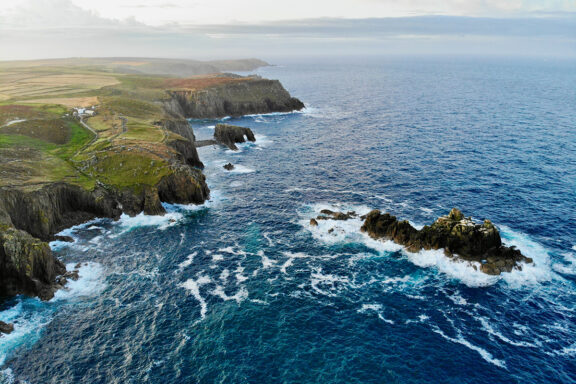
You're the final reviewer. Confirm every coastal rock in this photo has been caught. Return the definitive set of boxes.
[316,210,357,221]
[166,77,305,119]
[0,225,66,300]
[310,218,318,226]
[361,208,532,275]
[223,163,235,171]
[214,124,256,150]
[0,321,14,335]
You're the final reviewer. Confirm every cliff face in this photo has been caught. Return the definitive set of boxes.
[165,78,305,119]
[0,165,209,300]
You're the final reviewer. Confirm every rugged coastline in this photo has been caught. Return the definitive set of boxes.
[0,60,304,303]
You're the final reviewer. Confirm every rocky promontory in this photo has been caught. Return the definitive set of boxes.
[361,208,532,275]
[164,75,305,119]
[1,61,304,302]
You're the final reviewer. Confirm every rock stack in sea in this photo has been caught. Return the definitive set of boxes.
[360,208,532,275]
[214,124,256,150]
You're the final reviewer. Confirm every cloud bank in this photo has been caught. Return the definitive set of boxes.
[0,0,574,60]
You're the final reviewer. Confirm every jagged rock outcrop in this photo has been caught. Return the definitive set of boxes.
[223,163,235,171]
[361,208,533,275]
[214,124,256,150]
[163,119,204,168]
[0,225,66,300]
[165,77,305,119]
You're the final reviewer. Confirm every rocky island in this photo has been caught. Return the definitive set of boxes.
[309,208,532,275]
[361,208,533,275]
[0,58,304,302]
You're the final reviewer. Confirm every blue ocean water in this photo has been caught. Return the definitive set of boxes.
[1,56,575,384]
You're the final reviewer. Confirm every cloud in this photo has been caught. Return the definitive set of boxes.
[0,1,574,60]
[0,0,142,29]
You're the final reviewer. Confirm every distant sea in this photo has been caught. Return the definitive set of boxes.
[1,56,575,384]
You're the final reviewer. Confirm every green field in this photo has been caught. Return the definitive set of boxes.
[0,58,253,192]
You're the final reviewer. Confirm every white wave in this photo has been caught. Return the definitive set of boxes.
[498,226,556,287]
[180,275,211,319]
[243,110,306,118]
[235,266,249,283]
[0,301,51,367]
[358,304,394,324]
[54,262,106,301]
[431,326,507,368]
[212,254,224,262]
[406,249,499,288]
[553,252,576,276]
[260,250,277,269]
[299,202,373,245]
[310,267,350,297]
[229,181,244,187]
[116,211,182,232]
[280,257,294,275]
[219,269,230,282]
[478,317,538,348]
[228,165,256,174]
[178,252,197,271]
[211,285,249,304]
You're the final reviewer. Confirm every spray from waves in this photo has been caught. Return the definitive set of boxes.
[0,262,105,369]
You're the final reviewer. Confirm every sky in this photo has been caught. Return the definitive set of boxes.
[0,0,574,60]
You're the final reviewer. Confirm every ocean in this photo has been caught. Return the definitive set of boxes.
[1,56,575,383]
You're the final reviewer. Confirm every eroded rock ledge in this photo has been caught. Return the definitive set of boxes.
[360,208,533,275]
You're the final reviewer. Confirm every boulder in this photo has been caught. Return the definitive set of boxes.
[310,218,318,226]
[361,208,532,275]
[223,163,235,171]
[0,321,14,335]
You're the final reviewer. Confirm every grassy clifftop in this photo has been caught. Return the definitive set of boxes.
[0,61,260,192]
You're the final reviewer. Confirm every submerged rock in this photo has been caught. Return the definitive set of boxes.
[223,163,235,171]
[0,321,14,335]
[214,124,256,150]
[361,208,532,275]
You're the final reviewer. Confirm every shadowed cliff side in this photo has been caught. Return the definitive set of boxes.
[164,76,305,119]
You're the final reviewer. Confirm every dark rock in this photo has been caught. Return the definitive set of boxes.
[310,218,318,226]
[63,270,80,281]
[74,262,82,269]
[328,228,334,234]
[214,124,256,151]
[361,208,532,275]
[54,235,74,243]
[316,210,355,221]
[0,321,14,335]
[223,163,235,171]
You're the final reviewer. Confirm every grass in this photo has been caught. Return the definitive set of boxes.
[0,58,257,193]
